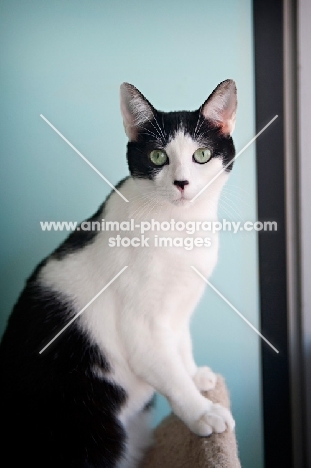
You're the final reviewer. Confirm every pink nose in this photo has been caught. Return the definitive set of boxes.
[174,180,189,191]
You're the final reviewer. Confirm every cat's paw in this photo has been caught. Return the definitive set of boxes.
[190,403,235,437]
[193,366,217,392]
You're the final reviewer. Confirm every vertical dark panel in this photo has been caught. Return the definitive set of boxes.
[253,1,293,467]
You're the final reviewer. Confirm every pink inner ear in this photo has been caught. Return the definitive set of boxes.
[202,98,236,135]
[120,83,155,141]
[201,81,237,135]
[121,102,138,141]
[120,84,139,141]
[218,111,236,135]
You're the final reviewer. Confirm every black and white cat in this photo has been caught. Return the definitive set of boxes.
[0,80,237,467]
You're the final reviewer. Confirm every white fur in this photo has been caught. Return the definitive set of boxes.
[39,126,235,465]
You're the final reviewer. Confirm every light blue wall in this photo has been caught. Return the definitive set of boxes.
[0,1,263,466]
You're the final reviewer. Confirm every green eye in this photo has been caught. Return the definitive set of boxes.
[149,149,168,166]
[193,148,212,164]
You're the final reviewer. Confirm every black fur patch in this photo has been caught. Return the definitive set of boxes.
[143,394,156,412]
[0,274,127,467]
[126,110,235,180]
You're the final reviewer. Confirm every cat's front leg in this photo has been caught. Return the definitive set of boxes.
[179,325,217,392]
[121,319,234,436]
[193,366,217,392]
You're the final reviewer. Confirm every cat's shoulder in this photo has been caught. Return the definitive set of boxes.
[52,176,130,260]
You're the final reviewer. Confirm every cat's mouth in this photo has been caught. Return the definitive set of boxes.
[171,194,191,206]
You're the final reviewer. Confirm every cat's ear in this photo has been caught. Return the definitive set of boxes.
[201,79,237,135]
[120,83,154,141]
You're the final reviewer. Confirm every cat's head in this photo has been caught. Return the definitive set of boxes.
[120,80,237,207]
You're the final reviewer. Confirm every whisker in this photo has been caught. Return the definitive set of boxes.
[135,200,155,222]
[221,187,252,209]
[138,127,160,140]
[161,114,167,139]
[218,197,244,223]
[151,112,166,142]
[193,110,202,138]
[142,199,158,221]
[130,198,152,218]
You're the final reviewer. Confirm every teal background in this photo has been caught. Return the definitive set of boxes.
[0,1,263,466]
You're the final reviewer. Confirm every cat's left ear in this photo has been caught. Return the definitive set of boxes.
[120,83,154,141]
[201,79,237,135]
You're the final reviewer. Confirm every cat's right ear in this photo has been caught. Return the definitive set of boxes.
[120,83,154,141]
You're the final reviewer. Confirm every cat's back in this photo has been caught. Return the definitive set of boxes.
[0,180,132,468]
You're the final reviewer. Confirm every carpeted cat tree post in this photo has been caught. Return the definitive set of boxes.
[142,375,241,468]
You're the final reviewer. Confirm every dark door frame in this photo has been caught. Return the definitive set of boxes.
[253,1,305,467]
